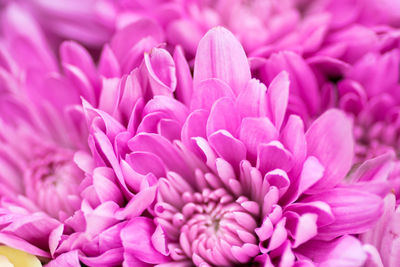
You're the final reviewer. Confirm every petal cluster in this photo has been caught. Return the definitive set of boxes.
[0,1,399,267]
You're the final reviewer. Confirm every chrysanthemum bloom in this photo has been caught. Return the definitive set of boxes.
[0,4,113,263]
[361,193,400,267]
[82,27,384,266]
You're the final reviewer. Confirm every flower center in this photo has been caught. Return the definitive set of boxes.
[155,173,261,266]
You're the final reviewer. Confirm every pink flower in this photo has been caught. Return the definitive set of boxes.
[81,27,384,266]
[0,4,98,261]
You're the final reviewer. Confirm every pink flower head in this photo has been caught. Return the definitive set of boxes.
[0,5,102,261]
[82,27,384,266]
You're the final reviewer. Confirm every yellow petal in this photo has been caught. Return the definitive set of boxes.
[0,246,42,267]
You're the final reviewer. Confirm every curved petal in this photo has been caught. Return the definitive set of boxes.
[236,78,267,118]
[239,117,278,163]
[206,97,240,137]
[191,78,235,111]
[144,48,176,96]
[266,71,290,131]
[173,46,193,107]
[193,27,251,95]
[305,109,354,193]
[121,217,170,264]
[303,188,383,240]
[209,130,246,168]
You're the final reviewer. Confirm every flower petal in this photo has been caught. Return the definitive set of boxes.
[303,188,383,240]
[305,109,354,193]
[194,27,251,95]
[121,217,170,264]
[144,48,176,96]
[206,97,240,137]
[209,130,246,169]
[296,235,367,267]
[266,71,289,131]
[191,78,235,111]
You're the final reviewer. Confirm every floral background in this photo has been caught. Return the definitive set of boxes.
[0,0,399,266]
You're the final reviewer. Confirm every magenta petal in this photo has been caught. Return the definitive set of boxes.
[173,46,193,107]
[60,41,98,85]
[80,248,124,267]
[128,133,191,178]
[266,71,289,131]
[291,213,318,248]
[181,110,208,149]
[305,109,354,193]
[286,202,334,227]
[121,217,170,264]
[0,232,50,257]
[296,235,367,267]
[194,27,251,95]
[127,151,167,177]
[144,48,177,96]
[98,222,125,252]
[236,79,267,118]
[151,225,169,256]
[239,117,278,163]
[93,167,124,205]
[206,97,240,137]
[303,188,383,240]
[190,78,235,111]
[143,96,189,125]
[257,141,293,174]
[49,224,64,257]
[263,51,320,116]
[115,185,157,220]
[209,130,246,168]
[98,44,121,78]
[46,250,80,267]
[110,19,164,64]
[279,115,307,171]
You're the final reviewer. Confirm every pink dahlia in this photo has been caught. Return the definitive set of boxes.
[82,27,384,266]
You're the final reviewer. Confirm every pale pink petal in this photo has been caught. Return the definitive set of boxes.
[121,217,170,264]
[193,27,251,95]
[173,46,193,107]
[190,78,235,111]
[206,97,240,137]
[296,235,367,267]
[305,109,354,193]
[80,248,124,267]
[236,78,267,118]
[144,48,176,96]
[266,71,289,131]
[303,188,383,240]
[239,117,278,163]
[257,141,293,174]
[98,44,121,78]
[46,250,80,267]
[208,130,246,168]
